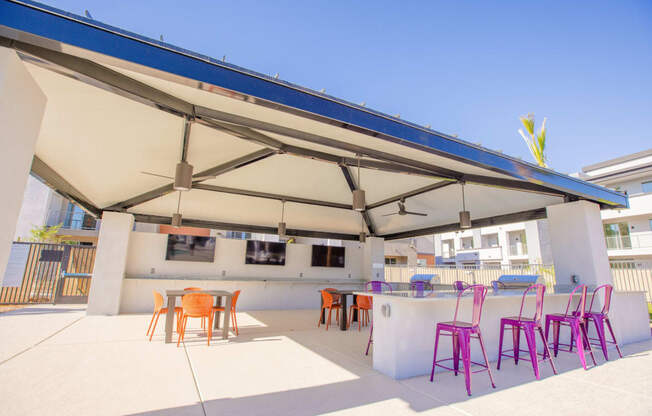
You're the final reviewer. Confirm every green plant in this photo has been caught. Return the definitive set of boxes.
[518,113,548,168]
[28,223,72,243]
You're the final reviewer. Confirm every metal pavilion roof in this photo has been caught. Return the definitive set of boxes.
[0,0,628,241]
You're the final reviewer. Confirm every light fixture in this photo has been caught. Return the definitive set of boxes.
[459,181,472,229]
[174,161,193,191]
[352,155,366,211]
[359,214,366,243]
[278,200,287,236]
[171,192,182,227]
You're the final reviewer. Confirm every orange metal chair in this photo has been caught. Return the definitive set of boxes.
[147,291,182,341]
[348,294,372,331]
[324,288,342,306]
[184,287,207,328]
[177,293,215,346]
[212,290,241,335]
[318,290,342,330]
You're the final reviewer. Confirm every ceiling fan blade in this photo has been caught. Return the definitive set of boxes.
[192,175,217,181]
[405,211,428,216]
[382,212,399,217]
[141,171,174,180]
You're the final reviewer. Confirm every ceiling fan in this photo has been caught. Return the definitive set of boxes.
[140,117,216,191]
[383,198,427,217]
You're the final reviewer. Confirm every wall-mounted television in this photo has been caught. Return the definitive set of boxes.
[245,240,286,265]
[165,235,216,262]
[311,245,345,268]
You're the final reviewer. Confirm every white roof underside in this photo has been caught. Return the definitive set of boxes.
[24,56,565,237]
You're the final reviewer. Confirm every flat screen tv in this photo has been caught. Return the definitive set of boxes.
[165,235,216,262]
[311,245,345,268]
[245,240,286,265]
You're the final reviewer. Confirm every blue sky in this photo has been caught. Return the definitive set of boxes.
[42,0,652,174]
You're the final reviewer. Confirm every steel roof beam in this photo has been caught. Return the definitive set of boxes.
[130,214,360,241]
[382,208,548,240]
[105,149,276,210]
[30,156,101,217]
[366,181,456,210]
[193,183,352,210]
[339,165,376,236]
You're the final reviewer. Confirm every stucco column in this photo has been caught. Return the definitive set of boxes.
[546,201,612,288]
[87,212,134,315]
[363,237,385,281]
[0,48,46,282]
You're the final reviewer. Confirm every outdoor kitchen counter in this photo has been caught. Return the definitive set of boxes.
[360,289,650,379]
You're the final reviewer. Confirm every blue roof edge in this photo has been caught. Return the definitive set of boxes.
[0,0,628,208]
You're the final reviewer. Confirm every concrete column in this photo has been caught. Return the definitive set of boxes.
[546,201,612,288]
[0,48,46,282]
[524,220,543,264]
[497,228,510,266]
[363,237,385,281]
[87,212,134,315]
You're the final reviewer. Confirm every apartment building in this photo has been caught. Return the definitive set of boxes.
[574,149,652,268]
[386,149,652,269]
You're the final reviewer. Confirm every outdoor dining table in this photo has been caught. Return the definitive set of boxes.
[164,289,233,343]
[319,289,366,331]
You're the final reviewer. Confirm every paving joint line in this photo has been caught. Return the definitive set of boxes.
[0,315,85,366]
[182,341,208,416]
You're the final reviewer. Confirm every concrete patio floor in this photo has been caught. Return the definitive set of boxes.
[0,305,650,416]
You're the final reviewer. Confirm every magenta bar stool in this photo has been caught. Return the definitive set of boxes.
[430,285,495,396]
[544,284,597,370]
[364,281,391,356]
[583,284,622,360]
[497,284,557,379]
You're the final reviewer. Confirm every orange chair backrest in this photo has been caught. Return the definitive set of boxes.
[153,291,164,311]
[231,290,241,309]
[357,295,372,309]
[182,293,213,316]
[321,290,335,308]
[184,287,202,291]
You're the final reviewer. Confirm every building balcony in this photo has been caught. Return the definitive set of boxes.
[479,246,502,260]
[606,232,652,250]
[46,210,99,231]
[508,243,528,257]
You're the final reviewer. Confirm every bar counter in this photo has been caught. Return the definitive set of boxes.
[358,288,650,379]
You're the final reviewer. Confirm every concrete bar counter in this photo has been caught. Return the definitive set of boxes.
[361,289,650,379]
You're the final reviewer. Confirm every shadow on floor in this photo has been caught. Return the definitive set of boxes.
[0,307,86,316]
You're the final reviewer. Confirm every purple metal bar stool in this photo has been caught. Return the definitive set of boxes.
[497,284,557,379]
[364,281,391,356]
[544,284,597,370]
[430,285,495,396]
[583,284,622,360]
[453,281,469,291]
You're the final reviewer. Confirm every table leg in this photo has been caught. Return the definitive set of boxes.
[320,295,325,324]
[214,296,222,329]
[352,294,359,323]
[340,294,348,331]
[222,295,232,339]
[165,295,176,344]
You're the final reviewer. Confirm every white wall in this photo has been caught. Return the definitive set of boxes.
[125,232,364,280]
[13,175,52,240]
[0,48,46,283]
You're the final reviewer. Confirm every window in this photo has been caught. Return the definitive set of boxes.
[461,237,474,250]
[225,231,251,240]
[603,223,631,249]
[642,181,652,193]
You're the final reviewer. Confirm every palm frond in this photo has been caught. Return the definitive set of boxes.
[519,113,535,136]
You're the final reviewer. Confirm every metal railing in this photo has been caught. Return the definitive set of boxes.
[605,232,652,250]
[0,242,96,304]
[385,262,652,302]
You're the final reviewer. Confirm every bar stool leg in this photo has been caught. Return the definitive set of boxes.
[553,321,560,357]
[452,332,460,376]
[430,327,441,382]
[512,326,521,365]
[365,323,373,356]
[592,315,609,360]
[497,320,505,370]
[459,331,472,396]
[477,329,495,388]
[523,325,540,379]
[538,326,557,374]
[605,317,623,358]
[572,321,587,369]
[580,321,597,366]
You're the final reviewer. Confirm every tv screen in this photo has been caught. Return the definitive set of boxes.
[311,245,345,268]
[165,235,216,262]
[245,240,286,265]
